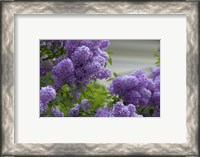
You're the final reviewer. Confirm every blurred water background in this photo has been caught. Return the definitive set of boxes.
[98,40,160,86]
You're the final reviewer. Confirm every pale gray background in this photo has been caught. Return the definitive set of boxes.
[107,40,160,74]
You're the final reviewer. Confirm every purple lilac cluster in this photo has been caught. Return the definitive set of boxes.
[40,86,56,114]
[52,40,111,90]
[64,40,110,58]
[95,102,143,117]
[40,60,53,76]
[52,108,64,117]
[52,58,75,90]
[109,67,160,108]
[67,40,111,87]
[149,66,160,106]
[69,99,90,117]
[149,66,160,117]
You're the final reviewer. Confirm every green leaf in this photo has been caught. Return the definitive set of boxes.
[105,50,113,66]
[104,62,107,68]
[106,77,114,82]
[60,102,66,111]
[113,72,118,77]
[152,48,160,66]
[153,48,159,57]
[155,60,160,66]
[108,57,112,65]
[107,50,112,55]
[149,108,154,116]
[80,88,86,98]
[61,84,69,92]
[86,86,94,96]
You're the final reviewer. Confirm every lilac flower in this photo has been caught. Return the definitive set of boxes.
[109,68,160,107]
[148,68,160,107]
[61,40,112,89]
[108,77,126,96]
[151,92,160,106]
[68,100,90,117]
[146,79,156,91]
[52,58,75,90]
[132,70,150,89]
[109,71,150,105]
[128,104,136,113]
[124,90,141,105]
[40,86,56,114]
[99,50,109,61]
[69,104,81,117]
[38,41,106,90]
[150,66,160,80]
[118,106,131,117]
[99,40,110,51]
[124,75,139,90]
[153,108,160,117]
[75,103,81,109]
[95,102,142,117]
[75,91,81,99]
[52,108,64,117]
[94,68,112,80]
[131,69,146,78]
[80,40,103,52]
[71,46,91,65]
[64,40,81,58]
[40,60,53,76]
[95,107,113,117]
[93,56,106,66]
[84,61,101,75]
[40,86,56,105]
[81,99,90,112]
[64,40,105,58]
[139,87,151,106]
[112,102,137,117]
[154,76,160,92]
[112,102,124,116]
[69,107,79,117]
[109,75,140,97]
[40,103,48,115]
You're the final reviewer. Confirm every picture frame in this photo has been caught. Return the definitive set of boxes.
[0,0,199,156]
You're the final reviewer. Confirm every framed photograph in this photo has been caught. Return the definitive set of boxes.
[1,0,199,156]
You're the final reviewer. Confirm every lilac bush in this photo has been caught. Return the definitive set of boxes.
[108,67,160,117]
[40,40,160,117]
[43,40,112,90]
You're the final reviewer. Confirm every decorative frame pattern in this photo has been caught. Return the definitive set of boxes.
[1,1,199,156]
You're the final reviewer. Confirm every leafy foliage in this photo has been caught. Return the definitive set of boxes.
[40,40,66,60]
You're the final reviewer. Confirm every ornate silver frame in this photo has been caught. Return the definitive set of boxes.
[1,1,199,156]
